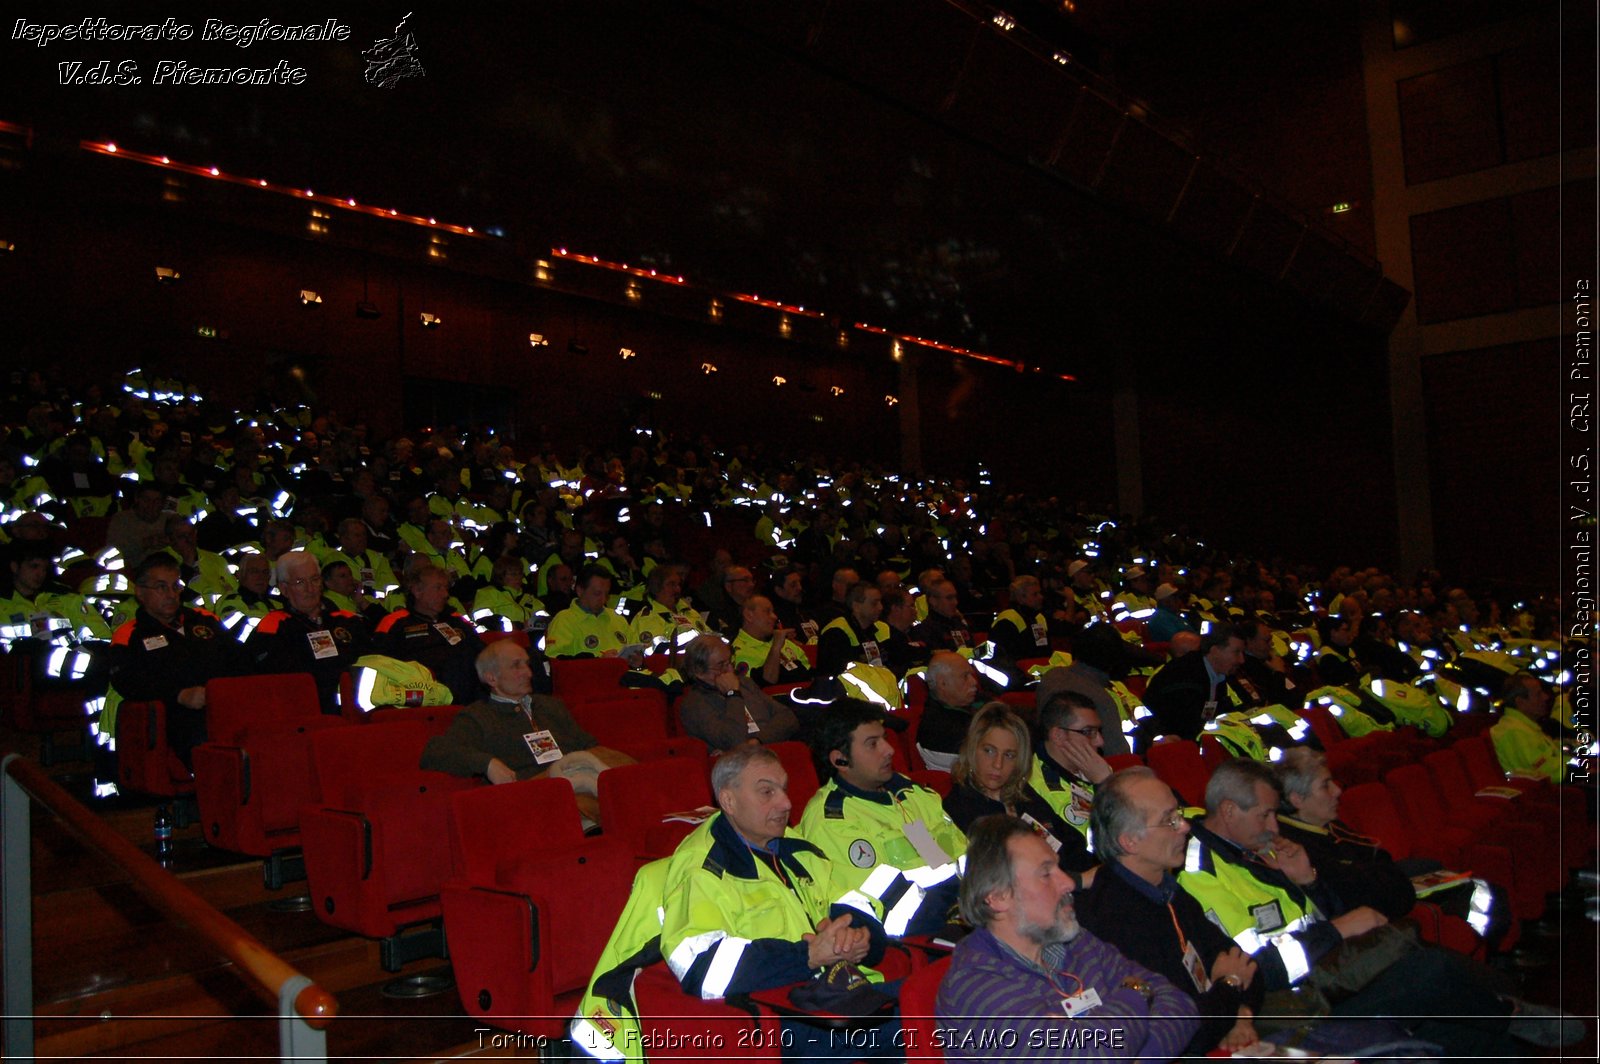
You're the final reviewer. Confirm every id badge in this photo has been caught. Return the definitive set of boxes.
[1060,987,1102,1017]
[1203,699,1219,720]
[860,639,882,666]
[524,729,563,764]
[307,629,339,660]
[746,716,761,734]
[1020,812,1063,853]
[801,620,818,641]
[143,634,169,651]
[28,613,51,637]
[1182,941,1211,993]
[1250,899,1285,933]
[902,820,952,868]
[434,622,462,645]
[359,567,375,588]
[1030,622,1048,646]
[1066,781,1094,826]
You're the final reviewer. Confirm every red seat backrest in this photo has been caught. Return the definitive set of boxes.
[1146,740,1212,808]
[1197,734,1230,772]
[1422,748,1477,808]
[363,703,463,737]
[551,657,629,700]
[1383,763,1450,830]
[770,740,819,825]
[1302,705,1346,747]
[572,689,670,752]
[310,720,429,805]
[1453,735,1508,790]
[899,954,953,1058]
[1337,782,1415,861]
[497,836,636,996]
[598,756,713,858]
[903,675,928,713]
[449,776,586,884]
[206,673,323,744]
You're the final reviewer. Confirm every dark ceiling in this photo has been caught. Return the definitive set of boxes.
[3,0,1397,382]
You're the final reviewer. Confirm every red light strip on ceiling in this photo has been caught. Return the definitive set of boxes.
[550,246,1074,382]
[550,247,688,285]
[728,294,825,318]
[853,323,1077,382]
[79,140,488,238]
[61,128,1072,382]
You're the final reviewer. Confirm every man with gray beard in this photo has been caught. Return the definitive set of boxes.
[936,815,1197,1062]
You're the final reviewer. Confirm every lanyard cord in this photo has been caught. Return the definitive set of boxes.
[1166,901,1190,956]
[1043,966,1085,1002]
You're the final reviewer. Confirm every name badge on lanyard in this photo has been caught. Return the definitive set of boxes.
[902,819,952,868]
[434,622,462,645]
[860,639,882,667]
[1020,812,1062,853]
[1182,940,1211,993]
[1060,988,1102,1017]
[307,629,338,659]
[524,729,563,764]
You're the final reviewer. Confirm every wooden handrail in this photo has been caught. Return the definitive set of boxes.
[2,754,338,1030]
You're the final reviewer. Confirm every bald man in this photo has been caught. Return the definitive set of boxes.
[421,639,633,824]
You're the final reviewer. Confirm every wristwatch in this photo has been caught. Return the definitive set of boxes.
[1118,976,1155,1004]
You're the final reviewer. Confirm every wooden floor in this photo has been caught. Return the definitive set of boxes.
[2,726,552,1062]
[5,725,1598,1061]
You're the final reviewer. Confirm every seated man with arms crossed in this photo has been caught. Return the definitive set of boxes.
[1077,767,1263,1056]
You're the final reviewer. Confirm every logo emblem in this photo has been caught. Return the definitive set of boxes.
[192,624,214,640]
[848,839,876,868]
[332,627,353,643]
[584,634,600,649]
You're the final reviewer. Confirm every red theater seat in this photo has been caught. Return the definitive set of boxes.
[1334,782,1499,959]
[633,960,782,1062]
[363,703,463,737]
[113,699,194,799]
[1383,765,1549,921]
[551,657,629,701]
[442,777,634,1036]
[574,688,671,759]
[1146,740,1212,808]
[598,755,714,861]
[192,673,353,886]
[899,954,954,1060]
[770,741,819,825]
[299,720,477,968]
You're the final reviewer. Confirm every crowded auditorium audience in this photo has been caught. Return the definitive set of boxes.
[1,365,1591,1060]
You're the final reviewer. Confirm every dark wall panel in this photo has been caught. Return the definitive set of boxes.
[1410,179,1591,324]
[1421,340,1559,592]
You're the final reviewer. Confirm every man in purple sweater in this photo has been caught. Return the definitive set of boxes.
[936,815,1197,1062]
